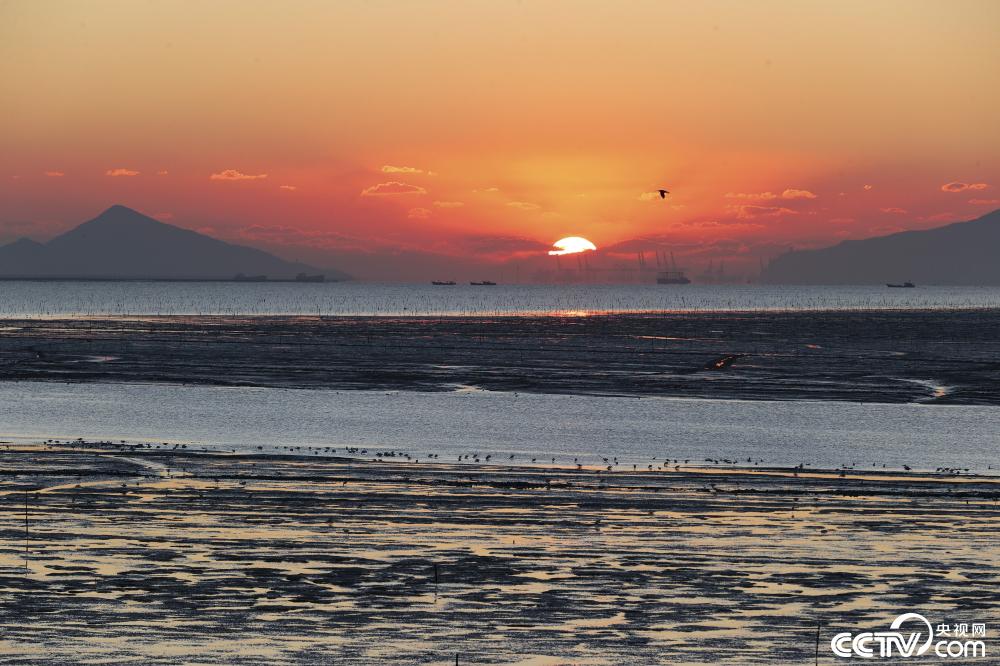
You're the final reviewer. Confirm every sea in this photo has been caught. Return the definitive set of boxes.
[2,280,999,473]
[1,280,999,317]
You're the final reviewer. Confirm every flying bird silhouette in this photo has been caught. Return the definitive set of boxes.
[658,189,670,198]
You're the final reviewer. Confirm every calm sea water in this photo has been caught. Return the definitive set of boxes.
[2,281,1000,317]
[2,381,997,473]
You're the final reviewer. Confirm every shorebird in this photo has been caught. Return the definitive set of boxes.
[658,189,670,198]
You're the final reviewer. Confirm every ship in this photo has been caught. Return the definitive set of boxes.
[470,281,496,286]
[886,281,915,288]
[656,270,691,285]
[639,250,691,284]
[656,251,690,284]
[431,280,456,285]
[295,273,325,283]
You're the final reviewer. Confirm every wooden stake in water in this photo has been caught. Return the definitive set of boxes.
[24,490,29,571]
[815,623,821,665]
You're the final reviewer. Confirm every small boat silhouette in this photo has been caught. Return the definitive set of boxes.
[431,280,456,285]
[470,281,496,285]
[886,281,915,288]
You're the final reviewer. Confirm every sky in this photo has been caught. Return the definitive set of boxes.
[1,0,998,281]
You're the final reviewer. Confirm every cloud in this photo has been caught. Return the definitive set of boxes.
[880,207,907,214]
[680,220,768,234]
[506,201,541,211]
[920,212,959,222]
[106,168,140,177]
[44,171,65,177]
[210,169,268,181]
[870,224,907,235]
[638,191,686,202]
[473,187,500,193]
[727,204,798,219]
[381,165,424,174]
[156,170,169,176]
[279,185,297,191]
[238,224,371,252]
[941,181,988,192]
[969,199,1000,205]
[725,189,816,201]
[361,181,427,196]
[407,207,432,219]
[456,235,550,255]
[433,200,464,208]
[605,233,769,260]
[725,191,778,200]
[863,184,873,190]
[781,188,817,200]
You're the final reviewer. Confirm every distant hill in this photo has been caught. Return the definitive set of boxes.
[0,205,349,281]
[763,209,1000,285]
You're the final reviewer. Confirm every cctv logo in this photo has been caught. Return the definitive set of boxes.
[831,612,987,659]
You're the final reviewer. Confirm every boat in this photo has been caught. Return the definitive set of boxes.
[886,281,915,288]
[431,280,456,285]
[656,251,691,284]
[295,273,325,283]
[233,273,267,282]
[656,270,691,285]
[470,281,496,286]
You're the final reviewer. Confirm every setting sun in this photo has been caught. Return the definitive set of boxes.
[548,237,597,256]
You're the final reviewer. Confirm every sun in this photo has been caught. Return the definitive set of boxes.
[548,236,597,256]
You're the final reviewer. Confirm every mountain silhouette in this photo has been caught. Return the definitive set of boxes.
[763,209,1000,285]
[0,205,348,280]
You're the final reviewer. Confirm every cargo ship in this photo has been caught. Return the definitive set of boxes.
[656,270,690,285]
[655,251,690,284]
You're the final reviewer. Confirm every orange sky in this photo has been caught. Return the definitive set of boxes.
[2,0,998,280]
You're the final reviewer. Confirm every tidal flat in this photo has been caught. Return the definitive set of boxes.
[1,443,998,664]
[3,310,1000,404]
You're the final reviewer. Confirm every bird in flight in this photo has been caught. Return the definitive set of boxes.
[658,189,670,199]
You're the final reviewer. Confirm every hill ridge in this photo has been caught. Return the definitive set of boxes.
[762,209,1000,285]
[0,205,349,281]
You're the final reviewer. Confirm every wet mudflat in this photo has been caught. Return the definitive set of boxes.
[1,444,998,664]
[2,311,1000,404]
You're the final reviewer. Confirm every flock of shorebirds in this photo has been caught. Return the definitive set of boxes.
[19,437,987,476]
